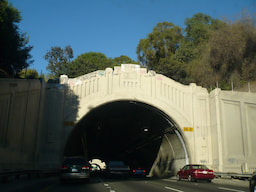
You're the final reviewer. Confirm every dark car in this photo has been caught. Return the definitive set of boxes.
[107,161,130,178]
[250,171,256,192]
[131,167,146,177]
[177,164,215,182]
[60,156,90,183]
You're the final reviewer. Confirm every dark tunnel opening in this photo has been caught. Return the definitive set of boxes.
[63,100,184,176]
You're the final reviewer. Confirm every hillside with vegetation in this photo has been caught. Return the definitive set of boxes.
[137,11,256,91]
[1,0,255,92]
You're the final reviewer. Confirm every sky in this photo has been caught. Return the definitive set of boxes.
[8,0,256,75]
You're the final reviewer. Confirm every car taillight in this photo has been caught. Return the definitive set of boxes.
[143,170,146,173]
[133,170,135,173]
[82,166,89,169]
[62,166,67,169]
[209,170,214,174]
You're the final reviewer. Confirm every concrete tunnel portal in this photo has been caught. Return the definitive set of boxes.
[63,100,188,177]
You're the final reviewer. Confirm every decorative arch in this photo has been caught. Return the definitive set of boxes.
[61,64,211,174]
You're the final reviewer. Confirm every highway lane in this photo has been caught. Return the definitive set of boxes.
[0,176,250,192]
[152,178,249,192]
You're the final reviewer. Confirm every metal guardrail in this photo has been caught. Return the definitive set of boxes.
[215,172,253,180]
[0,169,60,183]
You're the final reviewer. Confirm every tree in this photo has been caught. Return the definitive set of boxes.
[239,10,256,82]
[137,21,183,76]
[209,25,245,80]
[187,10,256,89]
[209,15,256,86]
[44,45,73,77]
[112,55,138,66]
[186,45,216,88]
[173,13,228,88]
[66,53,138,78]
[158,56,187,82]
[174,13,225,65]
[19,68,39,79]
[173,41,194,63]
[67,52,111,77]
[184,13,225,46]
[0,0,33,77]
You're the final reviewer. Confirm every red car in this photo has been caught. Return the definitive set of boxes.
[177,164,215,182]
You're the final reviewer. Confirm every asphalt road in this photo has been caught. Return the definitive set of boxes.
[0,176,250,192]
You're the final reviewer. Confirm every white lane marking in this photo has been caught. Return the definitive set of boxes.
[163,179,177,182]
[218,187,245,192]
[103,183,116,192]
[165,186,184,192]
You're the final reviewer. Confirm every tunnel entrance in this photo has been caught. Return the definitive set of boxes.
[63,100,188,177]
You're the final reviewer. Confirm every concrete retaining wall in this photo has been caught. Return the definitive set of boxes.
[0,79,44,170]
[210,89,256,173]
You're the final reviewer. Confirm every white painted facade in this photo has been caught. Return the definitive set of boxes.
[0,64,255,174]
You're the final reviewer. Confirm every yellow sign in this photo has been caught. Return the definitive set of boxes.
[64,121,74,126]
[183,127,193,132]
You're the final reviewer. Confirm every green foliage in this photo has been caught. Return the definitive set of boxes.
[158,56,187,82]
[189,12,256,89]
[185,13,213,45]
[65,53,137,78]
[137,21,183,80]
[42,10,255,90]
[67,52,110,77]
[186,46,216,88]
[112,55,138,66]
[19,68,39,79]
[175,13,226,64]
[209,24,245,77]
[0,0,33,77]
[173,41,193,63]
[136,11,256,90]
[242,57,256,81]
[44,45,73,77]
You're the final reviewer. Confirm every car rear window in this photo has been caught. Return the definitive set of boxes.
[109,161,125,166]
[192,165,208,169]
[63,157,87,165]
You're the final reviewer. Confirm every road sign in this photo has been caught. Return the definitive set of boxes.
[183,127,193,132]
